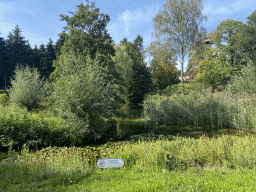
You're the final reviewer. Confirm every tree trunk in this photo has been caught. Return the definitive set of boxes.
[181,47,184,84]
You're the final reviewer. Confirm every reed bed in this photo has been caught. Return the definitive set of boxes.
[144,91,256,132]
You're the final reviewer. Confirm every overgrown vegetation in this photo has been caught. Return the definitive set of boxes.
[144,59,256,133]
[1,1,256,190]
[1,135,256,191]
[0,104,81,148]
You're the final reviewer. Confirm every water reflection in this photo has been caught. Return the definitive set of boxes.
[149,125,254,139]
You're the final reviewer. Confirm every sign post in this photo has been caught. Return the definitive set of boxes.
[96,158,124,172]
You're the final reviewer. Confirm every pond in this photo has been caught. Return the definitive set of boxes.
[116,119,255,140]
[149,125,255,138]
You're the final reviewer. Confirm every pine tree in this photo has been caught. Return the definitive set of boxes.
[6,25,31,67]
[0,34,8,90]
[5,24,34,89]
[43,38,56,79]
[38,43,49,78]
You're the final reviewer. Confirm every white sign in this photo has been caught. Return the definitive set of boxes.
[96,158,124,169]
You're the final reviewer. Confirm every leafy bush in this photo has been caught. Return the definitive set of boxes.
[0,104,91,148]
[229,60,256,94]
[0,94,9,106]
[158,82,208,96]
[52,50,119,141]
[8,65,46,111]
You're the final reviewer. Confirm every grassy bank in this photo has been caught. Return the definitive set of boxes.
[1,135,256,191]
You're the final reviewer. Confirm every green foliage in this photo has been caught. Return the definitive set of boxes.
[113,36,152,113]
[0,90,5,94]
[215,19,248,69]
[112,43,134,112]
[8,65,46,111]
[247,10,256,28]
[188,42,231,90]
[158,82,207,96]
[0,94,9,106]
[144,90,256,132]
[37,39,56,80]
[229,59,256,94]
[234,23,256,64]
[2,136,256,191]
[147,41,179,90]
[153,0,207,83]
[0,146,92,190]
[120,36,152,109]
[0,34,8,90]
[57,0,115,62]
[0,104,91,147]
[51,49,118,140]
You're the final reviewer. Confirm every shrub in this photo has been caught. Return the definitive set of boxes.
[158,82,208,96]
[52,51,119,141]
[229,60,256,94]
[0,104,88,148]
[8,65,46,111]
[0,94,9,106]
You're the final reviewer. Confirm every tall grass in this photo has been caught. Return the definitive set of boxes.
[0,145,93,189]
[144,91,256,132]
[108,135,256,170]
[2,135,256,191]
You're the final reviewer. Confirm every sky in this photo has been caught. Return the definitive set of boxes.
[0,0,255,70]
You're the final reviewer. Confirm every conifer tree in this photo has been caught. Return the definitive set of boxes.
[6,25,31,68]
[0,34,8,90]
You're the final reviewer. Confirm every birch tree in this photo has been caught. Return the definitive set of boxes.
[153,0,207,83]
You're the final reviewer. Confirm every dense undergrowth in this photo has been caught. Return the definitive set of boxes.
[0,104,86,148]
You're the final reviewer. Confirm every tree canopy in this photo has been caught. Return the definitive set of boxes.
[147,41,179,90]
[153,0,207,83]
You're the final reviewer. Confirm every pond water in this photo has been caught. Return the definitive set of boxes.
[149,125,255,138]
[116,120,255,140]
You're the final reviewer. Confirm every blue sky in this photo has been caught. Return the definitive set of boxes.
[0,0,255,70]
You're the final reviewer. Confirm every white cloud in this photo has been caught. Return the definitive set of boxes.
[108,3,162,44]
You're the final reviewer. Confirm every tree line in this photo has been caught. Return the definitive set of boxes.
[1,0,256,145]
[0,26,67,91]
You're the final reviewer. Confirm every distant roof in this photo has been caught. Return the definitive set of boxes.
[178,76,190,81]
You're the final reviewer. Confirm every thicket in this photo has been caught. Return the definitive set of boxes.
[0,104,94,148]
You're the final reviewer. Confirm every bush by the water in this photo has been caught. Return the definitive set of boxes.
[143,91,256,132]
[0,104,94,148]
[51,51,119,140]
